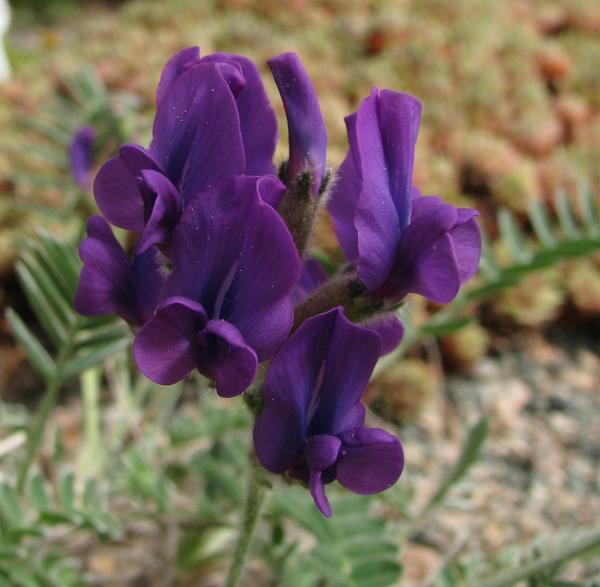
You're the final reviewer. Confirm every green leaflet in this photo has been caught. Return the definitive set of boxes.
[7,234,130,384]
[269,488,403,587]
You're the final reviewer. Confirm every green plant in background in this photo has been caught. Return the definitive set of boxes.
[3,188,600,585]
[6,234,129,492]
[1,7,600,583]
[4,81,600,582]
[0,66,139,248]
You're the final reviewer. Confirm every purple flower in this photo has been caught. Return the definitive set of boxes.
[157,47,278,176]
[253,308,404,517]
[199,52,278,176]
[328,89,481,304]
[69,126,96,190]
[291,257,329,307]
[74,216,164,326]
[292,258,404,355]
[132,176,300,396]
[269,52,327,196]
[94,47,278,254]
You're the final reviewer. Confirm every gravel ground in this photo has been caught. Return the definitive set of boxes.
[399,332,600,584]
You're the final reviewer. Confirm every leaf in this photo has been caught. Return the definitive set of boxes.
[27,475,50,511]
[62,335,130,381]
[577,183,599,236]
[16,257,71,346]
[554,190,581,239]
[528,200,558,248]
[424,417,489,513]
[421,317,472,336]
[498,209,532,265]
[0,483,24,528]
[272,489,401,587]
[58,473,76,511]
[5,309,55,379]
[351,559,403,587]
[10,234,129,384]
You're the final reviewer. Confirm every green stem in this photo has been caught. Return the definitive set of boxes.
[477,526,600,587]
[79,367,102,476]
[17,336,74,493]
[224,456,268,587]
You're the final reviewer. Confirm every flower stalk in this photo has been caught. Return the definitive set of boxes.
[224,453,269,587]
[277,171,318,256]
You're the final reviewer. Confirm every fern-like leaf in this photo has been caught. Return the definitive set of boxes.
[270,488,402,587]
[6,233,129,490]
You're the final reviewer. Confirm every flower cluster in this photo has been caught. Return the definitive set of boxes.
[75,47,481,516]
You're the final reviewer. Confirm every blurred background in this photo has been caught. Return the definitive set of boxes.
[0,1,599,586]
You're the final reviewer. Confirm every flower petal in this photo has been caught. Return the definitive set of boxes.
[137,170,181,254]
[69,126,95,189]
[376,90,421,234]
[256,175,286,209]
[133,296,207,385]
[309,470,332,517]
[156,46,201,106]
[292,257,328,306]
[202,53,278,175]
[253,309,340,474]
[167,176,299,361]
[150,62,245,199]
[304,434,341,471]
[337,427,404,495]
[408,233,461,304]
[75,216,138,323]
[131,245,165,324]
[380,196,460,303]
[364,314,404,356]
[269,52,327,194]
[253,399,305,475]
[93,145,161,231]
[451,209,481,283]
[304,434,341,517]
[327,150,360,262]
[200,319,258,397]
[309,309,381,437]
[353,90,421,291]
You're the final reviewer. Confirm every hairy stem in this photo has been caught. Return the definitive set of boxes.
[477,525,600,587]
[224,455,269,587]
[293,271,391,331]
[277,171,317,256]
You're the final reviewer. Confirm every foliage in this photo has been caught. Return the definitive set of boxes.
[6,232,129,490]
[7,233,129,383]
[3,66,138,231]
[268,489,402,587]
[0,473,121,587]
[3,48,600,587]
[4,189,600,584]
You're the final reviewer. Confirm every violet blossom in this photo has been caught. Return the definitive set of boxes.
[93,48,278,255]
[69,125,96,190]
[73,46,484,518]
[132,175,300,397]
[74,215,164,326]
[269,52,328,196]
[328,89,481,305]
[254,307,404,517]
